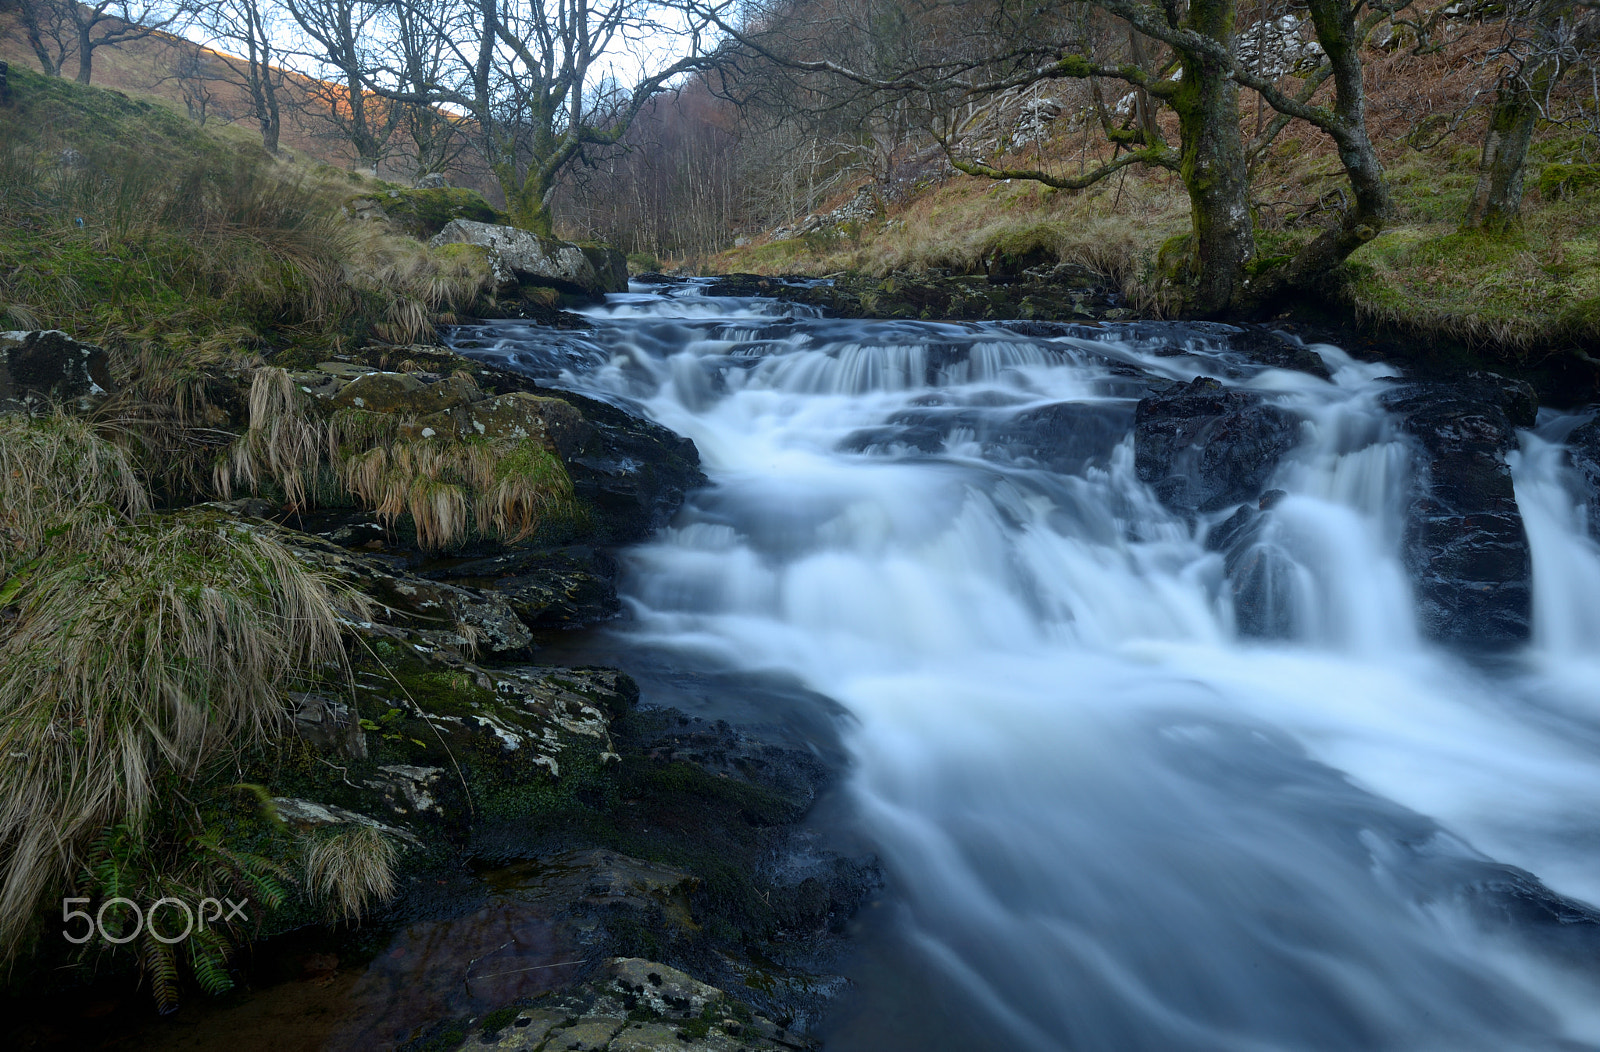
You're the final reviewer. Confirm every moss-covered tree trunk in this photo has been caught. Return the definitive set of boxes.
[1464,1,1596,231]
[1171,0,1255,316]
[1276,0,1392,288]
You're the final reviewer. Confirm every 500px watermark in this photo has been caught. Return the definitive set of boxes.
[61,897,250,945]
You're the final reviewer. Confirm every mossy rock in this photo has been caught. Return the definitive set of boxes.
[387,187,502,239]
[1537,164,1600,201]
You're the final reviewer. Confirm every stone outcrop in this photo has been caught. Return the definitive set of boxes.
[470,957,808,1051]
[0,330,113,412]
[1135,377,1304,514]
[430,220,628,297]
[1378,372,1537,645]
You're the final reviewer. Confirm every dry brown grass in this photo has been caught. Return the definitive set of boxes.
[0,413,149,578]
[341,434,575,550]
[301,824,398,922]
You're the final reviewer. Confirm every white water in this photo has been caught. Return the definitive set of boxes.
[453,286,1600,1051]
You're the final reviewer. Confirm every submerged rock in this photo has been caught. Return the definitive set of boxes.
[1378,373,1535,644]
[1135,377,1303,514]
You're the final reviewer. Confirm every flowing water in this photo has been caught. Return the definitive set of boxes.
[450,282,1600,1051]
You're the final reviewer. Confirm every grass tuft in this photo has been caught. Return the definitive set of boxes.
[301,824,398,922]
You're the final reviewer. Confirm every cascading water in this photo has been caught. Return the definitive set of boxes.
[449,281,1600,1051]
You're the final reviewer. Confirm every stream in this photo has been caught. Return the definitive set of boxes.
[445,279,1600,1051]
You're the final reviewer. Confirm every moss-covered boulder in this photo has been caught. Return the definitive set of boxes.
[330,369,486,414]
[387,186,502,239]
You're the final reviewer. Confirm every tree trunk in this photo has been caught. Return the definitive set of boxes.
[75,25,92,84]
[1170,0,1255,316]
[18,0,61,76]
[498,163,557,235]
[1465,56,1560,231]
[1278,0,1392,287]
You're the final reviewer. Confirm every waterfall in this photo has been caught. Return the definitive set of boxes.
[449,283,1600,1051]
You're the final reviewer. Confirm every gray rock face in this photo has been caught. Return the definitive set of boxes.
[0,330,113,412]
[429,220,627,296]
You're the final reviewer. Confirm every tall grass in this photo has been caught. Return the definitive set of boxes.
[302,825,398,923]
[0,144,490,347]
[0,417,366,960]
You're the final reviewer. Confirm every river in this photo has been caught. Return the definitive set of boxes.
[446,279,1600,1051]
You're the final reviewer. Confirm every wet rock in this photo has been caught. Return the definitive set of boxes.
[1378,375,1532,644]
[365,764,447,817]
[208,508,535,653]
[291,690,367,759]
[0,330,114,411]
[430,546,621,629]
[609,958,722,1015]
[430,220,627,297]
[1225,327,1332,380]
[1565,416,1600,539]
[459,959,805,1052]
[1205,493,1298,639]
[270,796,421,846]
[1135,377,1303,513]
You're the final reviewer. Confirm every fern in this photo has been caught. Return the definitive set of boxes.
[142,931,181,1015]
[188,927,236,997]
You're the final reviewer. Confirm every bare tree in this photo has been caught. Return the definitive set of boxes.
[370,0,729,234]
[190,0,288,152]
[68,0,188,84]
[705,0,1409,313]
[283,0,398,172]
[384,0,475,183]
[11,0,77,76]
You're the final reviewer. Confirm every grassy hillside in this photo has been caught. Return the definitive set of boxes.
[0,65,492,352]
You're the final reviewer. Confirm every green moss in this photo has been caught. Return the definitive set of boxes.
[479,1007,520,1036]
[386,187,501,238]
[1536,164,1600,201]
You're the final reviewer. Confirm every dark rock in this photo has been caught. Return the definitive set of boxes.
[0,330,114,411]
[429,546,621,629]
[476,368,707,544]
[206,509,537,654]
[1226,327,1332,380]
[1205,501,1298,639]
[330,369,484,414]
[1378,376,1531,644]
[1134,377,1303,513]
[1566,416,1600,539]
[290,691,367,759]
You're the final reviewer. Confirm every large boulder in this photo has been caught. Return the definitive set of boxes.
[1378,373,1536,645]
[429,220,627,297]
[1135,377,1303,514]
[0,330,113,412]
